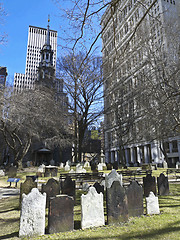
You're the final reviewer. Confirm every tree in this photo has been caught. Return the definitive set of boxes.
[0,86,70,167]
[55,0,158,58]
[57,52,103,162]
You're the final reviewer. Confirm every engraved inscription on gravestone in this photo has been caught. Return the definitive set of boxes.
[106,181,128,224]
[126,180,144,217]
[19,188,46,237]
[48,194,74,233]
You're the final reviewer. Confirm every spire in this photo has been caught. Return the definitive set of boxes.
[46,15,50,46]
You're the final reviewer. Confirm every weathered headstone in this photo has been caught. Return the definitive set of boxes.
[81,186,105,229]
[76,165,86,173]
[82,182,90,192]
[105,169,123,188]
[97,163,103,171]
[0,169,5,176]
[48,194,74,233]
[44,166,58,177]
[64,162,70,172]
[143,174,156,197]
[50,159,55,166]
[20,178,37,205]
[176,162,180,169]
[7,166,17,178]
[106,181,128,224]
[61,176,76,201]
[157,173,169,195]
[163,161,168,169]
[146,191,160,215]
[126,180,144,217]
[112,162,118,170]
[42,178,60,208]
[84,161,90,168]
[60,162,64,169]
[106,163,112,170]
[93,182,104,194]
[19,188,46,237]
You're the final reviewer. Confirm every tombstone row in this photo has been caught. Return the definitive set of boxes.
[19,170,161,237]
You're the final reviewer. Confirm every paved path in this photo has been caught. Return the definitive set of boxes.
[0,188,20,199]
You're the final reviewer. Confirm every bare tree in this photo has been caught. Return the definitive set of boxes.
[54,0,158,58]
[57,52,103,162]
[0,86,70,167]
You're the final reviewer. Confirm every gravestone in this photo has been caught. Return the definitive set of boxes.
[84,161,90,168]
[76,165,86,173]
[106,181,128,224]
[93,182,104,194]
[44,166,58,177]
[82,182,90,192]
[112,162,118,170]
[90,162,97,171]
[105,169,123,188]
[97,163,103,171]
[146,191,160,215]
[20,178,37,205]
[48,194,74,233]
[42,178,60,208]
[106,163,112,170]
[81,186,105,229]
[61,176,76,201]
[126,180,144,217]
[163,161,168,169]
[7,166,17,178]
[157,173,169,195]
[143,174,156,197]
[19,188,46,237]
[0,169,5,176]
[60,162,64,169]
[50,159,55,166]
[64,162,70,172]
[176,162,180,169]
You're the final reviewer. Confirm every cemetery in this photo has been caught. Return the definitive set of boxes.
[0,163,180,240]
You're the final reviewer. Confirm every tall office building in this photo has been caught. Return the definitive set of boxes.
[101,0,180,166]
[14,24,57,92]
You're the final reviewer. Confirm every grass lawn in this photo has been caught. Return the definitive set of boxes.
[0,169,180,239]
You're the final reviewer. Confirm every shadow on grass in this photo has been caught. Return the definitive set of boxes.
[60,220,180,240]
[0,231,19,239]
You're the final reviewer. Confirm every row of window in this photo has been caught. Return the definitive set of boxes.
[164,0,176,4]
[29,27,57,38]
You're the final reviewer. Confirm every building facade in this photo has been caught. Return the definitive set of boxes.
[101,0,180,167]
[0,67,7,88]
[14,25,57,92]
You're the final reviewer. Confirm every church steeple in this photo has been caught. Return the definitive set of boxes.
[37,16,55,88]
[45,15,50,47]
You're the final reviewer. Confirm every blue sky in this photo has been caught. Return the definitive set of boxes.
[0,0,68,83]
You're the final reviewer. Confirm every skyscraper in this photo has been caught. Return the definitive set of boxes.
[101,0,180,166]
[14,24,57,92]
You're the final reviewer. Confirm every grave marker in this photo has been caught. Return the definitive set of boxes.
[81,187,105,229]
[19,188,46,237]
[48,194,74,233]
[106,181,128,224]
[146,191,160,215]
[42,178,60,208]
[143,174,156,197]
[126,180,144,217]
[157,173,169,195]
